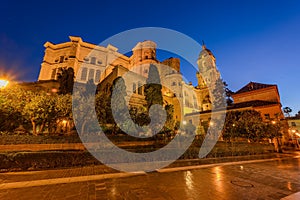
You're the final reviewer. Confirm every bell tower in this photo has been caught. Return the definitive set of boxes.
[196,43,220,89]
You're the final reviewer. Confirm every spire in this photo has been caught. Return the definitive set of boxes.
[202,40,206,50]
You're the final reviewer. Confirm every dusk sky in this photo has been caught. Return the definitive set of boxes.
[1,0,300,114]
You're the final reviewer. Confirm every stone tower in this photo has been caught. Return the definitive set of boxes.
[196,43,221,111]
[196,43,220,90]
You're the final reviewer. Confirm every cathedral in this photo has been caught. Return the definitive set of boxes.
[38,36,219,122]
[37,36,285,136]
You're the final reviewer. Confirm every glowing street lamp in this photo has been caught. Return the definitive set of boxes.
[0,79,9,89]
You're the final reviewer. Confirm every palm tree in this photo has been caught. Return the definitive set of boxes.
[283,107,292,117]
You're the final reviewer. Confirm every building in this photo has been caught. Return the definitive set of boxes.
[286,117,300,139]
[231,82,284,122]
[38,36,220,121]
[38,36,287,138]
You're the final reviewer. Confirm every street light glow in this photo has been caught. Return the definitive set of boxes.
[0,79,9,89]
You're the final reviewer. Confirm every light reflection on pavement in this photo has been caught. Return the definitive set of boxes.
[1,154,300,199]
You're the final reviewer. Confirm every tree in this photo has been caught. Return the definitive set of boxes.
[57,67,74,94]
[144,64,163,109]
[237,110,265,142]
[295,111,300,118]
[222,111,240,142]
[164,103,175,131]
[211,77,227,109]
[0,85,32,132]
[283,107,292,117]
[143,64,165,134]
[224,81,233,106]
[222,110,266,142]
[23,92,58,135]
[110,77,130,134]
[55,94,73,134]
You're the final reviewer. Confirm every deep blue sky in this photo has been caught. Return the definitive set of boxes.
[1,0,300,114]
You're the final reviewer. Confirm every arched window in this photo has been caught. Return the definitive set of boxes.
[90,57,96,65]
[80,67,87,81]
[95,70,101,82]
[88,69,95,81]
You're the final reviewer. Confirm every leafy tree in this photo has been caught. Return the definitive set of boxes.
[129,106,150,126]
[0,85,32,132]
[144,64,163,109]
[283,107,292,117]
[109,77,130,134]
[237,110,265,142]
[223,81,233,106]
[144,64,165,134]
[222,111,240,142]
[295,111,300,118]
[22,92,57,135]
[54,94,73,134]
[57,67,74,94]
[211,77,227,109]
[95,91,113,126]
[164,103,175,131]
[72,91,96,134]
[222,110,266,142]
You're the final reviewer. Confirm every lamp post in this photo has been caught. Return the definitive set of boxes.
[271,120,282,153]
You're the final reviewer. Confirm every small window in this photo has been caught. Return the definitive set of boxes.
[59,56,64,63]
[80,67,87,81]
[291,122,297,127]
[88,69,95,81]
[90,57,96,65]
[144,69,148,73]
[95,70,101,82]
[172,82,176,86]
[189,119,192,124]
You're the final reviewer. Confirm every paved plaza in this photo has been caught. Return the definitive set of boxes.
[1,153,300,199]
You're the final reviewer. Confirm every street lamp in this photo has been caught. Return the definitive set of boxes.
[0,79,9,89]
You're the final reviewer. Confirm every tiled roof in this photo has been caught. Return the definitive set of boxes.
[184,100,280,117]
[228,100,279,109]
[234,82,276,94]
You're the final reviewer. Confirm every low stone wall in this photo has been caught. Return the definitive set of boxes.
[0,143,85,151]
[0,141,155,152]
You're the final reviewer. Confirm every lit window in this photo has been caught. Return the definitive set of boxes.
[95,70,101,82]
[90,57,96,65]
[88,69,95,81]
[80,67,87,81]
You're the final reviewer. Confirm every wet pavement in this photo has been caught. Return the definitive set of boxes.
[1,153,300,199]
